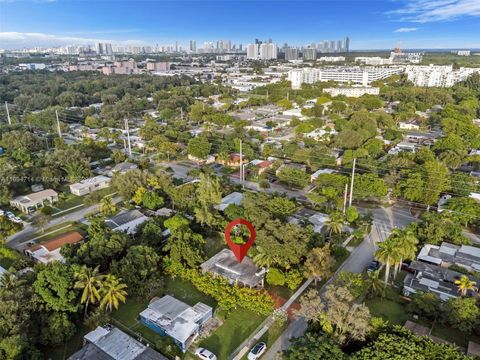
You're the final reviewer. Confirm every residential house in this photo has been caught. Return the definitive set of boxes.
[214,192,243,211]
[109,162,138,176]
[139,295,212,352]
[248,159,272,176]
[68,325,168,360]
[10,189,58,213]
[217,153,248,167]
[417,242,480,272]
[25,231,84,264]
[105,210,149,235]
[310,168,336,183]
[200,249,266,288]
[403,261,475,300]
[398,119,420,130]
[69,175,111,196]
[187,154,215,164]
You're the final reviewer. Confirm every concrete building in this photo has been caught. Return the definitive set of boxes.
[139,295,212,352]
[355,56,393,66]
[303,48,317,60]
[318,56,345,62]
[10,189,58,214]
[200,249,266,288]
[284,47,298,61]
[246,44,259,59]
[405,64,480,87]
[69,175,111,196]
[259,43,278,60]
[323,86,380,98]
[69,325,167,360]
[25,231,84,264]
[105,210,149,235]
[288,66,402,89]
[146,62,169,72]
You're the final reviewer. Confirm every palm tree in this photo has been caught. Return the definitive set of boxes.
[365,270,384,298]
[325,212,344,238]
[253,245,275,269]
[100,197,116,216]
[0,269,25,290]
[392,230,418,280]
[100,274,128,312]
[454,275,478,297]
[375,239,397,285]
[75,265,105,318]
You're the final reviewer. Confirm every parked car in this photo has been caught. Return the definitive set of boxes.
[195,347,217,360]
[367,260,380,272]
[26,240,36,247]
[248,342,267,360]
[6,211,15,219]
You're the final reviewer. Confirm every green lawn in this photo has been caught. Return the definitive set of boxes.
[54,194,85,211]
[366,298,410,325]
[199,309,266,360]
[31,221,86,240]
[0,246,21,270]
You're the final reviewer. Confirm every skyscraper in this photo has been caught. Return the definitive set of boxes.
[189,40,196,53]
[259,43,277,59]
[247,43,259,59]
[284,47,298,61]
[344,36,350,52]
[303,48,317,60]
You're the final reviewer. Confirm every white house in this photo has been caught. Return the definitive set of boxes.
[10,189,58,214]
[105,210,149,235]
[310,168,336,182]
[69,175,111,196]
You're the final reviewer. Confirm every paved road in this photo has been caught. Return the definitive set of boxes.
[261,204,418,359]
[7,196,122,250]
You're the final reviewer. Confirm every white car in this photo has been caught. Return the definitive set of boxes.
[194,347,217,360]
[11,216,23,224]
[6,211,14,219]
[248,342,267,360]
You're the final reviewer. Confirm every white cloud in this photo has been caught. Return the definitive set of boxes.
[388,0,480,23]
[0,32,145,48]
[394,27,418,33]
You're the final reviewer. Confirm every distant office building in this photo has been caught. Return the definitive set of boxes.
[303,48,317,60]
[259,43,277,59]
[284,47,298,61]
[344,36,350,52]
[189,40,196,53]
[95,42,112,55]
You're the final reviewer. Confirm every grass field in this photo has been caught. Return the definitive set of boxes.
[366,297,410,325]
[199,309,266,360]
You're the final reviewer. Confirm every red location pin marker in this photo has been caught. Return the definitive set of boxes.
[224,218,256,263]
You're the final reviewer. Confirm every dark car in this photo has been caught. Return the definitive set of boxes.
[367,260,380,272]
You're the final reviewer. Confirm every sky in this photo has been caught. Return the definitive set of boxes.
[1,0,480,50]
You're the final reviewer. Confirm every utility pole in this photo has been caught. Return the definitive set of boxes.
[124,118,132,157]
[5,102,11,125]
[239,139,244,189]
[348,158,356,207]
[343,183,348,214]
[55,110,62,137]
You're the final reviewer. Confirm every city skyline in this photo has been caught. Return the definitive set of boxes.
[1,0,480,50]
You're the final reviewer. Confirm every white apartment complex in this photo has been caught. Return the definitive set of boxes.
[405,64,480,87]
[318,56,345,62]
[247,43,277,60]
[323,86,380,98]
[288,66,402,89]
